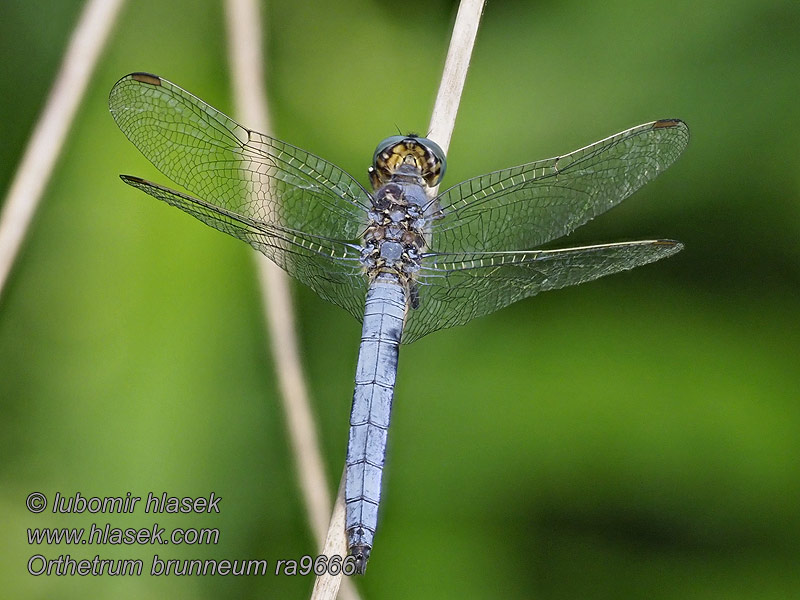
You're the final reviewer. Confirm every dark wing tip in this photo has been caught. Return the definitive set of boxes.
[109,72,163,107]
[653,118,684,128]
[129,72,162,86]
[652,239,684,253]
[119,174,146,184]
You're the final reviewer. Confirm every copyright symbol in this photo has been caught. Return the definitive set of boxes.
[27,492,47,513]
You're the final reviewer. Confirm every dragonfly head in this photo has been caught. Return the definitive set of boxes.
[369,135,446,189]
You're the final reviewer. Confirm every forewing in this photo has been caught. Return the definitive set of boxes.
[121,176,368,321]
[402,240,682,343]
[109,72,371,239]
[430,120,688,253]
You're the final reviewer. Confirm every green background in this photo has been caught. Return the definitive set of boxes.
[2,0,799,598]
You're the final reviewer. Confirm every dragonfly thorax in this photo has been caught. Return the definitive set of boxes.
[361,175,428,285]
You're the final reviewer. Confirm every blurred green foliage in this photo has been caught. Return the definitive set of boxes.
[1,0,799,598]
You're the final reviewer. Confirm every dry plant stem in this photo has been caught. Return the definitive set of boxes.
[427,0,485,155]
[310,469,350,600]
[224,0,329,540]
[0,0,126,298]
[224,2,360,599]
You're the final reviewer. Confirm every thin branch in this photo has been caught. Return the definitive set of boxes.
[427,0,485,155]
[310,469,350,599]
[223,2,359,599]
[0,0,126,298]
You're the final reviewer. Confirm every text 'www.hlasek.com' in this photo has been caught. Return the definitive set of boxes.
[25,491,358,576]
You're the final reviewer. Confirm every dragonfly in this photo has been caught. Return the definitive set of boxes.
[109,72,688,573]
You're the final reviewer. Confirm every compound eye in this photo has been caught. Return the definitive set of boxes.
[414,137,445,166]
[413,136,447,185]
[372,136,407,166]
[414,138,447,187]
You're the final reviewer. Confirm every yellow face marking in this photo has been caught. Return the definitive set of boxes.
[375,140,443,186]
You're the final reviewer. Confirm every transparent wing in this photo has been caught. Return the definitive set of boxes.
[109,72,371,240]
[121,176,368,321]
[429,120,688,253]
[402,240,682,343]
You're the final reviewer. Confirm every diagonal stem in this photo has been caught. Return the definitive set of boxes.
[0,0,126,299]
[428,0,485,156]
[223,1,360,599]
